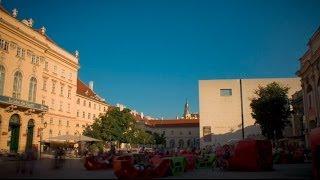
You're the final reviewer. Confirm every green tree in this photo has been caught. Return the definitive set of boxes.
[250,82,291,140]
[83,107,156,147]
[152,132,166,147]
[83,107,137,147]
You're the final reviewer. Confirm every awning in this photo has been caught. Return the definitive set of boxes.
[43,134,101,143]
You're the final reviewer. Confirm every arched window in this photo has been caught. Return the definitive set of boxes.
[12,71,22,99]
[28,77,37,102]
[178,139,184,148]
[0,65,5,95]
[170,139,175,148]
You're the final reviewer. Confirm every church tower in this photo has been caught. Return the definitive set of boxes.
[183,99,191,119]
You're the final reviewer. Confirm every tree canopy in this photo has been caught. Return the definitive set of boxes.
[250,82,291,140]
[83,107,154,147]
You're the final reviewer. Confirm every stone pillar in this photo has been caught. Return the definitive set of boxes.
[18,113,27,153]
[0,110,9,151]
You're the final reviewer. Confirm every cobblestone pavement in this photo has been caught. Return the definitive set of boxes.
[0,159,312,179]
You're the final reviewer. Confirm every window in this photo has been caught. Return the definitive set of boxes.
[77,98,80,104]
[0,39,9,51]
[16,47,25,58]
[0,65,5,95]
[68,72,72,80]
[42,78,47,91]
[67,87,71,98]
[89,102,91,108]
[12,71,22,99]
[60,84,64,96]
[220,89,232,96]
[59,101,63,111]
[42,100,45,105]
[94,103,96,109]
[88,113,91,119]
[31,55,39,65]
[53,65,57,74]
[77,110,79,117]
[51,99,55,109]
[82,111,85,118]
[51,80,56,94]
[59,120,61,126]
[61,69,65,78]
[28,77,37,102]
[44,61,48,71]
[83,100,86,106]
[67,121,69,127]
[50,118,53,124]
[67,103,70,113]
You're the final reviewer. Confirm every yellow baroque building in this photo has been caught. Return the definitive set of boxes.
[0,5,108,153]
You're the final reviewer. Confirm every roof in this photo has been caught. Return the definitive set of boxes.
[77,79,106,104]
[144,119,199,128]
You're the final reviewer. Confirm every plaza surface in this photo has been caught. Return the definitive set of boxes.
[0,158,312,179]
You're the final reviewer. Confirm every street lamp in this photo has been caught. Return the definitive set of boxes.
[39,121,47,159]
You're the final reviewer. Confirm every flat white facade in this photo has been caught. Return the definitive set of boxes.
[199,78,301,147]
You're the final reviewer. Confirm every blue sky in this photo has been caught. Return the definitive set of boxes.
[3,0,320,118]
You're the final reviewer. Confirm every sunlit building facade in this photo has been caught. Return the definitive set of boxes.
[0,5,108,153]
[199,78,301,147]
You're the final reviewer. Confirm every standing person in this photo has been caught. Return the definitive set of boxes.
[25,145,37,175]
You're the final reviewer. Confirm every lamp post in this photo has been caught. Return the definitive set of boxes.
[39,121,47,160]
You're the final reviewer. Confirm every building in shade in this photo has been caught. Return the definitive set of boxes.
[0,5,109,153]
[199,78,301,147]
[131,101,200,149]
[296,26,320,147]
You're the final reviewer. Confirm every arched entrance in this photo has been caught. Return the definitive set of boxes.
[26,119,35,150]
[9,114,21,153]
[178,139,184,148]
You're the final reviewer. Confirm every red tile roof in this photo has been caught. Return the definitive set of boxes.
[144,119,199,128]
[77,79,106,103]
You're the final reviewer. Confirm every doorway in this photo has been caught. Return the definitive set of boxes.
[9,114,20,153]
[26,119,35,150]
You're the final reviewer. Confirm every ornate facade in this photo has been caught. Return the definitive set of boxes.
[0,5,108,153]
[297,27,320,141]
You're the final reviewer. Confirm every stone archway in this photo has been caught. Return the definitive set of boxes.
[9,114,21,153]
[26,119,35,150]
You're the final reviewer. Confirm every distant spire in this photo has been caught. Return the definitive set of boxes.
[183,98,190,119]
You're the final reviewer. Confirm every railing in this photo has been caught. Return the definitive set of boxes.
[0,95,48,112]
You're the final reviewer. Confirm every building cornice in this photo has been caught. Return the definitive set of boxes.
[0,10,79,70]
[76,93,108,105]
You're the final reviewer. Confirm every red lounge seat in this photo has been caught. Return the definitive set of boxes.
[310,127,320,180]
[228,139,273,171]
[181,154,196,171]
[113,155,171,179]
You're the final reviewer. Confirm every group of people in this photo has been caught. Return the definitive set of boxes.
[16,145,38,175]
[273,141,309,164]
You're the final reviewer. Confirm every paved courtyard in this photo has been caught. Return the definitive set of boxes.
[0,159,312,179]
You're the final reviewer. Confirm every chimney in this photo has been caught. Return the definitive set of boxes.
[89,81,94,91]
